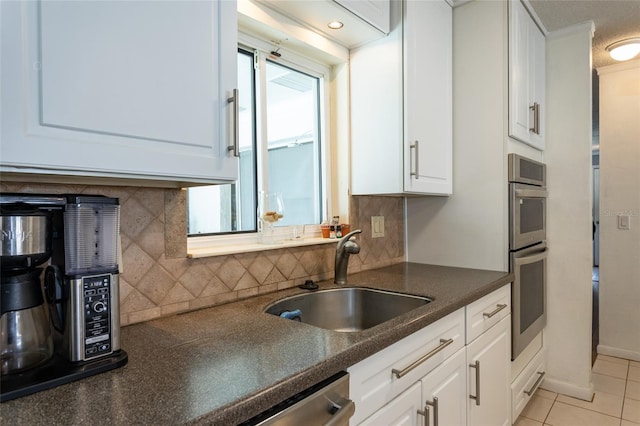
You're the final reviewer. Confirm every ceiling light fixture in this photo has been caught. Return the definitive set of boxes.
[327,21,344,30]
[606,37,640,61]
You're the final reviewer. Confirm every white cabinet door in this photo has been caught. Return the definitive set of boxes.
[508,0,545,150]
[403,0,452,195]
[359,382,422,426]
[350,0,452,196]
[529,22,546,150]
[508,0,531,144]
[1,0,238,185]
[467,315,511,426]
[421,347,467,426]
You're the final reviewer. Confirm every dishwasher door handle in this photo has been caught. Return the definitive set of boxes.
[325,399,355,426]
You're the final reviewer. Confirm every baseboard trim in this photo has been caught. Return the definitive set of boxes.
[541,376,594,402]
[598,344,640,362]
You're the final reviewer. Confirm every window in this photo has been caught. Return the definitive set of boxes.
[188,40,329,240]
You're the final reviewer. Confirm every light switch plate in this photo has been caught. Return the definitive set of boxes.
[371,216,385,238]
[618,214,631,230]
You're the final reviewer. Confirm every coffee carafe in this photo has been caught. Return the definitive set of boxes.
[0,204,54,374]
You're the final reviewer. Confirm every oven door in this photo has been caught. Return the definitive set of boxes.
[511,243,547,359]
[510,183,548,250]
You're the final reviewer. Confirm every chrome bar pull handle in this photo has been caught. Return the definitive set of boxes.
[425,397,438,426]
[410,140,420,179]
[524,371,546,396]
[529,102,540,134]
[227,88,239,157]
[392,338,453,379]
[469,360,481,406]
[417,406,428,426]
[483,303,508,319]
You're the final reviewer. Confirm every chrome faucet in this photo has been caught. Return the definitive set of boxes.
[334,229,362,285]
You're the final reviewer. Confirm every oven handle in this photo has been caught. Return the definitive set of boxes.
[514,248,548,265]
[514,188,548,198]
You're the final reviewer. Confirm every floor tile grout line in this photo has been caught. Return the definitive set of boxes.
[548,399,623,421]
[518,355,640,425]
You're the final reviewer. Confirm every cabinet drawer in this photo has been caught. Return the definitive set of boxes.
[511,347,546,421]
[348,308,465,425]
[359,382,422,426]
[466,284,511,344]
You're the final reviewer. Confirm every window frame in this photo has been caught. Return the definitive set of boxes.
[187,32,334,255]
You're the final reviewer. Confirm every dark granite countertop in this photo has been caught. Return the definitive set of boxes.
[1,263,512,425]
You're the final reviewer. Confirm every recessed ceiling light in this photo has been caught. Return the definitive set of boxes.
[606,37,640,61]
[327,21,344,30]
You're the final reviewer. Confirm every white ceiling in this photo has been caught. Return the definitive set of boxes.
[528,0,640,69]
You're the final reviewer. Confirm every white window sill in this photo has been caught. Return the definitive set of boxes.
[187,225,344,258]
[188,236,339,258]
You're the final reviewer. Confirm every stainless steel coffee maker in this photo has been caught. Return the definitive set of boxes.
[0,194,127,402]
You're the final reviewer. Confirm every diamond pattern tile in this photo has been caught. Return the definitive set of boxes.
[136,266,176,305]
[120,196,155,239]
[1,183,405,326]
[180,262,215,297]
[217,257,246,289]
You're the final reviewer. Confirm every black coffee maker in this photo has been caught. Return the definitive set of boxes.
[0,194,127,402]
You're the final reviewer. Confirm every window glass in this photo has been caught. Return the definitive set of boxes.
[188,50,256,235]
[265,60,321,226]
[187,48,324,236]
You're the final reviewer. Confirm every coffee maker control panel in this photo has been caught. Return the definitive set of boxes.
[83,275,113,359]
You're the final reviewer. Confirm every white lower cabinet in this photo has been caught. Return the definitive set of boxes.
[360,382,423,426]
[349,285,511,426]
[421,347,468,426]
[511,347,546,421]
[349,308,465,424]
[360,348,467,426]
[466,315,511,426]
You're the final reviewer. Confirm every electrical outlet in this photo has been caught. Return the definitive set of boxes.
[371,216,385,238]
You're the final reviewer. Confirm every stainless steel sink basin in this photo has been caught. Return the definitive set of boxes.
[265,287,431,332]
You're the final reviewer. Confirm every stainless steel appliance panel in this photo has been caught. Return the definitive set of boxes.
[511,243,547,359]
[508,154,546,186]
[509,183,548,250]
[244,372,354,426]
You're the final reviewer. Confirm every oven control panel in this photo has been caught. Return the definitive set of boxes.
[83,274,113,359]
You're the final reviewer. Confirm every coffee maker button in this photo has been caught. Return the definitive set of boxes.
[92,301,107,313]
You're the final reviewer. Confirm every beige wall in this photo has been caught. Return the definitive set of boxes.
[597,59,640,361]
[0,181,405,326]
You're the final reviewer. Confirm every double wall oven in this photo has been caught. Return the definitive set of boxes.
[509,154,548,360]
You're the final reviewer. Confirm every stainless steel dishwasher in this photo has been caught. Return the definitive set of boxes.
[240,371,354,426]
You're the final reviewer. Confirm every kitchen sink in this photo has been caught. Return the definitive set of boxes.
[264,287,431,332]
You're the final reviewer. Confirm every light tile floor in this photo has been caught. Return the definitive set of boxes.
[516,355,640,426]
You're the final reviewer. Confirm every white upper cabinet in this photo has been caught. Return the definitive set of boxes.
[1,0,238,186]
[509,0,546,150]
[351,0,452,196]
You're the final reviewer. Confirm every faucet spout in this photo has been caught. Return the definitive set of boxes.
[334,229,362,285]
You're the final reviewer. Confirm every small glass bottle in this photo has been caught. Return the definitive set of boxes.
[329,225,336,239]
[336,225,342,238]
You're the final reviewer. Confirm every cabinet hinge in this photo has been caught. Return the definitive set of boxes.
[254,51,259,70]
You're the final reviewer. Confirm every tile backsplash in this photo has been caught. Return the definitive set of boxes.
[0,182,405,326]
